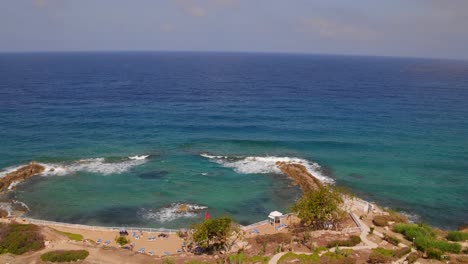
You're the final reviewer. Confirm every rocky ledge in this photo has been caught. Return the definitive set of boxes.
[276,162,323,192]
[0,163,45,193]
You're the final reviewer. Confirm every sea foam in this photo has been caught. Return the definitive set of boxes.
[0,155,150,177]
[201,153,333,183]
[139,203,208,222]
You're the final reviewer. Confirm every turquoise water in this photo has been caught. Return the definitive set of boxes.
[0,52,467,229]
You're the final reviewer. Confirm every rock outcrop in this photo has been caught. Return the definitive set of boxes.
[0,163,45,192]
[276,162,322,192]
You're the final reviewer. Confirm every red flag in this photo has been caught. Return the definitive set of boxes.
[205,212,210,220]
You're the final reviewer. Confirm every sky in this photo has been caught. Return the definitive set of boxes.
[1,0,468,59]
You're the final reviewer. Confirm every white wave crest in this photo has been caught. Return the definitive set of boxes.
[39,157,147,176]
[0,155,150,178]
[128,155,150,160]
[201,153,333,183]
[140,203,207,222]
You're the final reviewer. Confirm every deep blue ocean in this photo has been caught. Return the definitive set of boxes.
[0,52,467,229]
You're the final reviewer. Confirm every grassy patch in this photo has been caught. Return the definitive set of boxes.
[368,247,411,264]
[278,252,320,264]
[326,235,361,248]
[446,231,468,242]
[228,253,269,264]
[0,223,44,255]
[41,250,89,262]
[393,223,461,253]
[383,233,400,246]
[56,230,83,241]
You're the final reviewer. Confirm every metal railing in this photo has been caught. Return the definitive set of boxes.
[21,218,178,233]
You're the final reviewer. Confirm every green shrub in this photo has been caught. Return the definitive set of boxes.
[406,252,419,264]
[368,248,393,264]
[228,253,244,264]
[0,223,44,255]
[327,235,361,248]
[393,223,461,253]
[40,250,89,262]
[115,236,129,246]
[426,248,442,260]
[278,252,320,264]
[246,255,270,264]
[383,233,400,246]
[56,230,83,241]
[446,231,468,241]
[312,246,327,254]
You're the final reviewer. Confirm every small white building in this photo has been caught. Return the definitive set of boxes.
[268,211,283,226]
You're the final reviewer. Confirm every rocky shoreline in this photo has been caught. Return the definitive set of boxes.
[0,162,45,193]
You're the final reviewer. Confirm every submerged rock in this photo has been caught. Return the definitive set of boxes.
[0,162,45,192]
[176,204,190,213]
[175,203,206,214]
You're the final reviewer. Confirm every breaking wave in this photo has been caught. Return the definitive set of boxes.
[139,203,208,222]
[201,153,333,183]
[0,155,150,177]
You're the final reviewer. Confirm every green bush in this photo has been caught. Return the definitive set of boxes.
[367,247,410,263]
[327,235,361,248]
[115,236,129,246]
[426,248,442,260]
[0,223,44,255]
[40,250,89,262]
[383,233,400,246]
[368,248,393,264]
[446,231,468,241]
[192,216,234,250]
[278,252,320,264]
[393,223,461,253]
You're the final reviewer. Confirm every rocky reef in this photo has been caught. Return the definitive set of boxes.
[0,163,45,193]
[276,162,323,192]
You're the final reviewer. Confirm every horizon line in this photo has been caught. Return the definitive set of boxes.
[0,49,466,62]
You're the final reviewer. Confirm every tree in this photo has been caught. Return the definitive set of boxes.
[192,216,235,251]
[292,185,345,230]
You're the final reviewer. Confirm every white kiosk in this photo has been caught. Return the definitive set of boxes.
[268,211,283,228]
